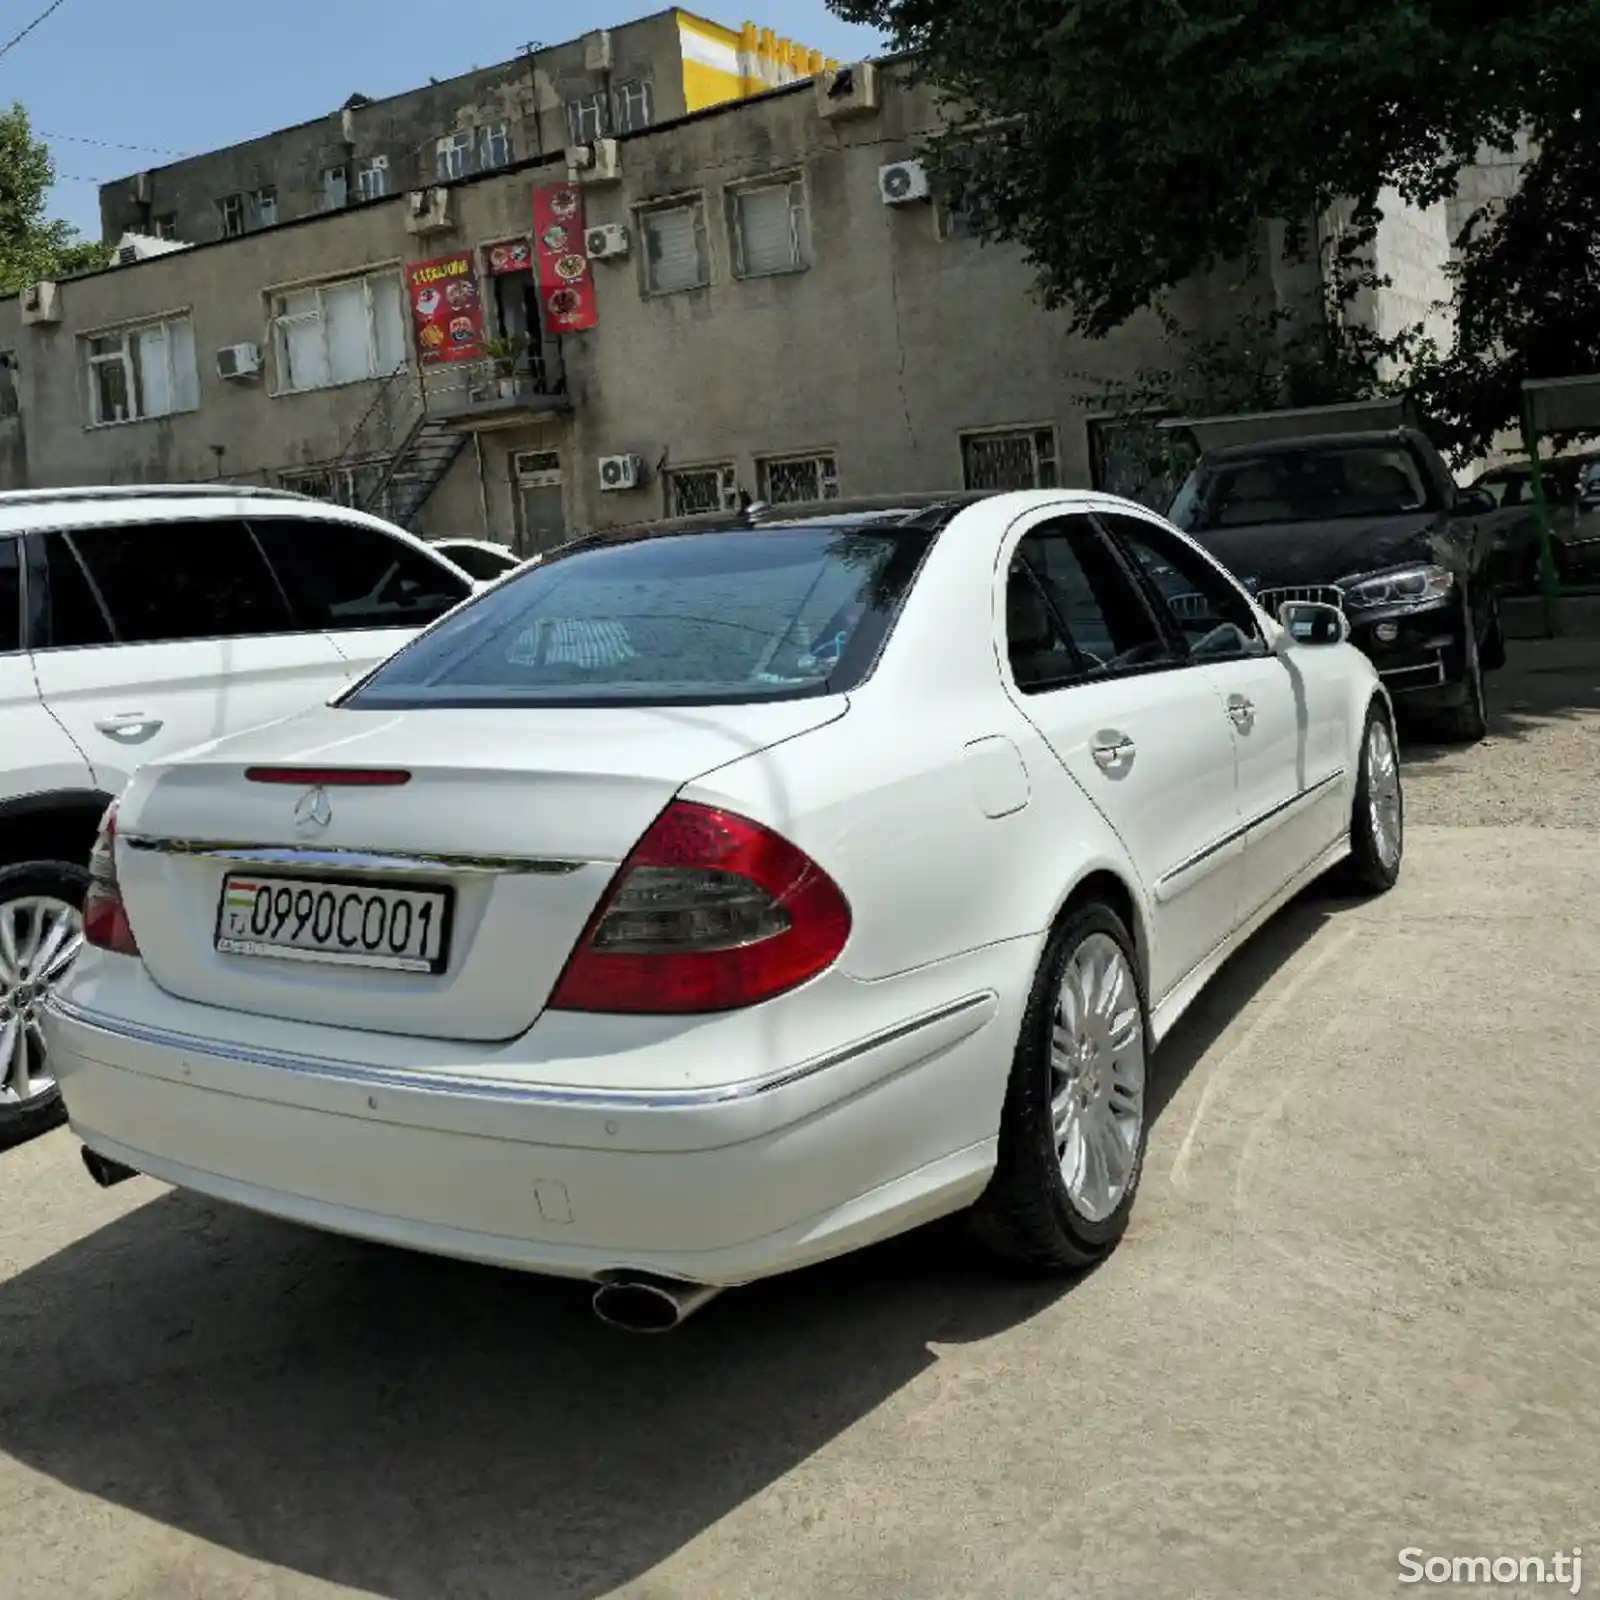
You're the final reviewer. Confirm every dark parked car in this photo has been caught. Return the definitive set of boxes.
[1167,428,1504,741]
[1469,456,1600,590]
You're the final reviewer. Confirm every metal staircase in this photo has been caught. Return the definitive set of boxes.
[364,415,467,529]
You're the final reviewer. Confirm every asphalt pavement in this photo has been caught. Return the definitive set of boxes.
[2,638,1597,1600]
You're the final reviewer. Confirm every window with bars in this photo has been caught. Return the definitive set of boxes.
[217,194,244,238]
[322,165,349,210]
[567,92,607,145]
[83,316,200,427]
[640,200,709,294]
[271,272,408,393]
[759,453,838,504]
[961,428,1059,491]
[436,130,473,181]
[666,463,739,517]
[357,156,390,200]
[613,78,654,133]
[731,178,808,278]
[279,459,397,519]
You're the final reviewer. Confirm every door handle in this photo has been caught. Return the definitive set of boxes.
[1092,736,1136,771]
[95,713,165,744]
[1226,695,1255,727]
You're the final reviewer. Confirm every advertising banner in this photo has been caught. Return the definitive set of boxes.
[406,251,486,364]
[532,182,598,333]
[486,238,534,275]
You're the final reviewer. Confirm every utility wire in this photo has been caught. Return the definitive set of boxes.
[40,130,191,159]
[0,0,75,65]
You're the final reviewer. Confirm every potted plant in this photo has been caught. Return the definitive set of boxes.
[482,335,523,400]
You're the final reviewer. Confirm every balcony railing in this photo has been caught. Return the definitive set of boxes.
[424,353,570,425]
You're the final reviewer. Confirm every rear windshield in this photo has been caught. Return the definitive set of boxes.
[1169,443,1437,532]
[341,524,933,709]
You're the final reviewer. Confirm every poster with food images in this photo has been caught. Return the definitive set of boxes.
[533,182,598,332]
[486,238,534,275]
[405,252,486,364]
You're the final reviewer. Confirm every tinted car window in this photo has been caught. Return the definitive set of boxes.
[1170,443,1434,532]
[1099,511,1262,661]
[1009,517,1167,689]
[254,518,470,632]
[0,539,19,654]
[343,525,932,709]
[65,520,294,646]
[36,532,114,650]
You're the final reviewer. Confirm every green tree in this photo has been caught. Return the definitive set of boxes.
[0,102,108,295]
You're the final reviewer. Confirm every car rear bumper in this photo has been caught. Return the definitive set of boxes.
[42,948,1024,1286]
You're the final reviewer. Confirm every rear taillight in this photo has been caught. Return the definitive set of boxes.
[549,801,852,1014]
[82,800,140,957]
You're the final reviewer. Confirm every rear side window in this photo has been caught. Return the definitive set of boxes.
[65,520,294,645]
[253,518,470,632]
[0,539,19,654]
[36,532,114,649]
[343,524,933,708]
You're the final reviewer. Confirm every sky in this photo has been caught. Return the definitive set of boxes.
[7,0,883,240]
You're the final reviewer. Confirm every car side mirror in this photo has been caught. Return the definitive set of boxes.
[1455,487,1496,516]
[1274,600,1349,650]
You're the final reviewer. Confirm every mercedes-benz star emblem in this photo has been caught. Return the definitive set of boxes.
[293,786,333,833]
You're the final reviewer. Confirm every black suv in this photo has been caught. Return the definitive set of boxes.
[1167,428,1504,741]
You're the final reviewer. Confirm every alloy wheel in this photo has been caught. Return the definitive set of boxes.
[1366,719,1403,873]
[0,895,83,1105]
[1049,932,1145,1223]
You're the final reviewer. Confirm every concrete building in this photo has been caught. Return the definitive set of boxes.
[3,58,1427,551]
[98,11,839,249]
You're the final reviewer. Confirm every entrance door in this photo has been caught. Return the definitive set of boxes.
[515,450,566,557]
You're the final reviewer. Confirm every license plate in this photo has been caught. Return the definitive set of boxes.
[215,874,452,974]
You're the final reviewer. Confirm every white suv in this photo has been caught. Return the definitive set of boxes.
[0,485,475,1142]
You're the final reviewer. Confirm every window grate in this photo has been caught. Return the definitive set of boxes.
[666,464,738,516]
[961,428,1058,491]
[759,454,839,504]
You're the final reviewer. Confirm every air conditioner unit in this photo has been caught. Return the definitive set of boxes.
[879,159,930,205]
[573,138,621,184]
[598,453,644,492]
[405,186,453,234]
[584,28,613,72]
[586,223,630,260]
[20,281,60,325]
[817,61,879,119]
[109,231,191,267]
[217,342,263,380]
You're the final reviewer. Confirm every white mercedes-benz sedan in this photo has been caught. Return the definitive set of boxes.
[43,490,1402,1330]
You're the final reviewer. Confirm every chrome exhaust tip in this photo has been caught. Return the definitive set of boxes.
[80,1145,140,1189]
[591,1273,722,1333]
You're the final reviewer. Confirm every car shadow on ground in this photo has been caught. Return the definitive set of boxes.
[0,894,1340,1600]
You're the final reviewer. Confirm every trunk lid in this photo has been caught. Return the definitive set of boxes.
[115,698,847,1042]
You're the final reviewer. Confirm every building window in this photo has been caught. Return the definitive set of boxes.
[251,186,278,228]
[321,165,349,210]
[759,453,838,504]
[731,178,808,278]
[640,200,709,294]
[666,463,739,517]
[477,123,512,170]
[217,194,244,238]
[83,315,200,427]
[436,130,473,181]
[279,459,395,519]
[151,214,178,240]
[566,92,607,145]
[613,78,654,133]
[961,427,1059,490]
[357,156,390,201]
[271,272,408,394]
[936,201,975,241]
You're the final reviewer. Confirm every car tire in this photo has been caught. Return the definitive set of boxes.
[973,900,1150,1272]
[0,860,90,1148]
[1337,703,1404,896]
[1437,602,1489,743]
[1481,592,1507,672]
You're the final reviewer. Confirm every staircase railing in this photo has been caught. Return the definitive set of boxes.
[333,361,425,515]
